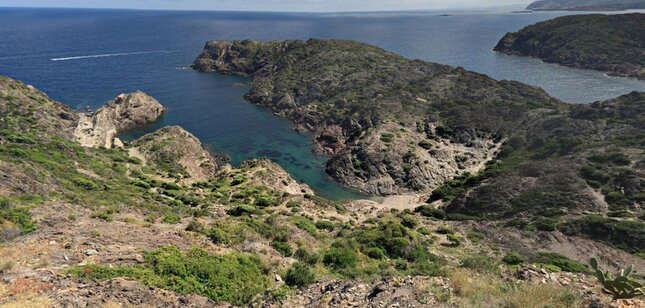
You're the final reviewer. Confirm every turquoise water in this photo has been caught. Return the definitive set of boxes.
[1,8,643,199]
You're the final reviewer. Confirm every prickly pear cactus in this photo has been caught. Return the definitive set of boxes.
[589,258,644,300]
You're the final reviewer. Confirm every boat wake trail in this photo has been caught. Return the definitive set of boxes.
[51,50,174,61]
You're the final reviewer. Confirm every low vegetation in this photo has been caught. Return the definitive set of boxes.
[69,246,270,305]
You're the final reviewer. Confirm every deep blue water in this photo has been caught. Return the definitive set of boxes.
[1,8,644,199]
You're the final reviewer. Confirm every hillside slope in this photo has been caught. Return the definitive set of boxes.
[1,71,643,305]
[495,13,645,80]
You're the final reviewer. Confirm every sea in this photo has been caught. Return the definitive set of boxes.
[1,7,644,199]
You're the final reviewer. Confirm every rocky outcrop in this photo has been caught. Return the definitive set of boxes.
[526,0,645,11]
[74,91,166,148]
[128,126,218,183]
[194,39,561,195]
[495,14,645,80]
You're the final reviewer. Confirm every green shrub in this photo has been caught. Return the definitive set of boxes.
[294,247,319,265]
[226,205,258,216]
[365,247,386,259]
[607,210,635,218]
[323,247,357,269]
[380,133,394,143]
[531,253,590,273]
[436,225,454,234]
[418,140,433,149]
[466,231,484,243]
[605,191,629,206]
[502,252,527,265]
[532,218,558,231]
[72,177,99,190]
[161,182,181,190]
[162,214,181,224]
[284,262,315,287]
[290,216,317,236]
[561,215,645,253]
[461,255,498,273]
[69,246,269,306]
[255,196,278,207]
[315,220,335,231]
[415,206,446,220]
[445,234,462,247]
[185,220,204,232]
[401,215,419,228]
[206,221,243,245]
[0,202,36,234]
[588,152,630,165]
[445,213,480,221]
[131,179,151,189]
[272,241,293,257]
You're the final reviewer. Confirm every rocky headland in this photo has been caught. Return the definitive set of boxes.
[74,91,166,148]
[495,13,645,80]
[194,39,563,195]
[526,0,645,11]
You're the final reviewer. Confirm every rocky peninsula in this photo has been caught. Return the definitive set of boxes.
[495,13,644,80]
[194,39,562,195]
[526,0,645,11]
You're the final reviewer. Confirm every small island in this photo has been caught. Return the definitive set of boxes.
[494,13,644,80]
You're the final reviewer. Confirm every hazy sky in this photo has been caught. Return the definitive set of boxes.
[0,0,532,12]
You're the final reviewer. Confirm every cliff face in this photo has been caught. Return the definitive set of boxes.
[74,91,166,148]
[527,0,645,11]
[194,39,562,195]
[495,14,645,80]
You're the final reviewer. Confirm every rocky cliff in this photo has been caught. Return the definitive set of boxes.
[495,14,645,80]
[74,91,166,148]
[527,0,645,11]
[194,39,562,195]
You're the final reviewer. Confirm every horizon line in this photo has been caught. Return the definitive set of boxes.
[0,4,528,14]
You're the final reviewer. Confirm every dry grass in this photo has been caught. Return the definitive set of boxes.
[0,296,53,308]
[0,261,13,275]
[447,269,580,308]
[0,280,54,308]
